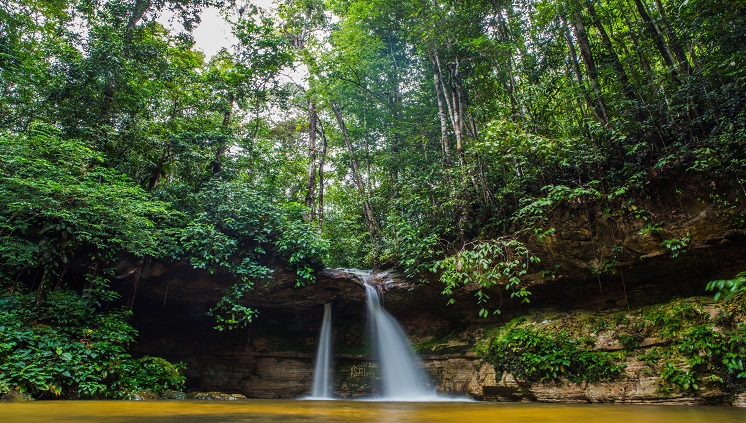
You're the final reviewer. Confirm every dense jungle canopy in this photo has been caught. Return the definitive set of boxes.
[1,0,745,398]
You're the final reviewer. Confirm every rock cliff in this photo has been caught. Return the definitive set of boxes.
[123,188,746,405]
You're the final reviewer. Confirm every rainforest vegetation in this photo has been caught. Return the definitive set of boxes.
[1,0,745,398]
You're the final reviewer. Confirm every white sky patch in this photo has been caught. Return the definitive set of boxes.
[191,7,237,58]
[159,1,276,59]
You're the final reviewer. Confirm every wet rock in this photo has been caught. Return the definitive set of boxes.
[187,391,248,400]
[162,390,187,399]
[1,389,33,402]
[734,392,746,407]
[129,390,159,400]
[423,357,475,396]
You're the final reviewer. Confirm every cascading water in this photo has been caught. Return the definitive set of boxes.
[364,283,436,401]
[310,303,333,399]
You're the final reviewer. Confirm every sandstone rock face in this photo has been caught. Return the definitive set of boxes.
[463,360,732,406]
[124,192,746,404]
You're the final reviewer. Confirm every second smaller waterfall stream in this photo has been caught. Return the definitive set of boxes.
[364,283,436,401]
[310,303,333,399]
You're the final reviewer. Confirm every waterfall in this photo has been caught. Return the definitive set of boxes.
[310,303,333,399]
[364,283,436,401]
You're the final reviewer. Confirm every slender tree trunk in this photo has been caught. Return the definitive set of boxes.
[653,0,691,74]
[317,119,328,233]
[631,0,679,78]
[562,15,595,123]
[570,9,608,125]
[621,11,653,79]
[563,15,584,86]
[212,92,234,174]
[305,100,317,216]
[453,57,478,140]
[588,2,637,105]
[434,53,465,166]
[493,2,521,119]
[331,101,380,243]
[429,50,450,158]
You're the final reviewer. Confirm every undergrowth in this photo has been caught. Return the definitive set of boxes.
[477,296,746,397]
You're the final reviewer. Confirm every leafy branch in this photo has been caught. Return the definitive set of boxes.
[433,238,539,317]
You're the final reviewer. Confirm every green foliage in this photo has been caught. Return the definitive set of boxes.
[707,272,746,301]
[161,180,328,330]
[0,290,184,399]
[659,322,746,393]
[0,127,172,284]
[0,125,328,331]
[434,238,538,317]
[208,283,260,332]
[624,298,746,395]
[483,326,625,383]
[479,297,746,395]
[513,183,604,230]
[661,364,700,392]
[379,206,442,280]
[661,233,691,258]
[2,0,746,346]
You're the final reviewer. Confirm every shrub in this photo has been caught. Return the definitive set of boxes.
[0,290,184,399]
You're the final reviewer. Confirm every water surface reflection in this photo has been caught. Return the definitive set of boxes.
[1,400,744,423]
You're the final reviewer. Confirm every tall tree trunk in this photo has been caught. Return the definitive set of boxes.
[317,119,328,233]
[434,53,465,166]
[492,2,521,119]
[563,15,584,86]
[653,0,691,74]
[562,15,596,122]
[570,9,608,125]
[305,100,317,216]
[588,2,637,104]
[621,11,653,80]
[212,92,234,174]
[631,0,679,78]
[331,102,380,243]
[453,56,478,140]
[429,50,450,158]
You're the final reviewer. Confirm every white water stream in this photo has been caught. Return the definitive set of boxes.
[364,283,436,401]
[308,270,437,401]
[310,303,333,399]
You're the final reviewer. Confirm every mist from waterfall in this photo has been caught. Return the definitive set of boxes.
[310,303,333,399]
[364,283,436,401]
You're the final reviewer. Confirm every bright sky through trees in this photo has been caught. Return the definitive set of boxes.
[160,1,276,58]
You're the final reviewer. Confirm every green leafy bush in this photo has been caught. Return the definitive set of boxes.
[482,326,625,383]
[0,290,184,399]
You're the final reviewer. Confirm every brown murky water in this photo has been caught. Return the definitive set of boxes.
[1,400,745,423]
